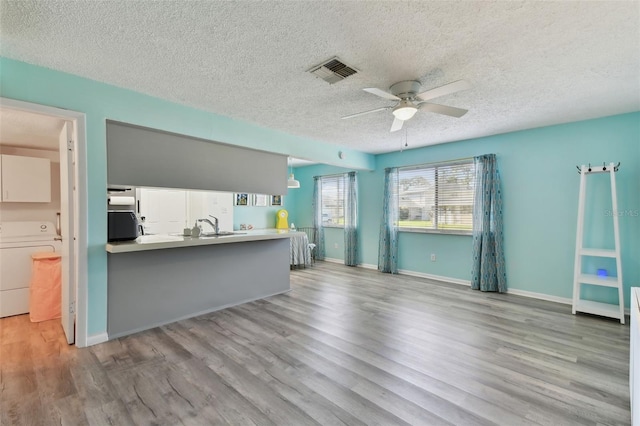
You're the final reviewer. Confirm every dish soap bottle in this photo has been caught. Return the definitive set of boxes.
[191,222,201,237]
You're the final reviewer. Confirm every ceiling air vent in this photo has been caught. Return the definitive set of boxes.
[308,57,358,84]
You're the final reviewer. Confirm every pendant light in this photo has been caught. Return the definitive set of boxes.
[287,157,300,189]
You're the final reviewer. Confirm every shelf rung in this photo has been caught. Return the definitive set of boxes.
[574,299,622,320]
[580,248,617,258]
[578,273,620,287]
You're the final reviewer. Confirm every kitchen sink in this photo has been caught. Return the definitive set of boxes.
[169,231,246,238]
[200,231,246,237]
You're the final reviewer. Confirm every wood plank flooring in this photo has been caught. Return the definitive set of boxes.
[1,261,631,425]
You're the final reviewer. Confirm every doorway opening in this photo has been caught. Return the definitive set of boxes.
[0,98,88,347]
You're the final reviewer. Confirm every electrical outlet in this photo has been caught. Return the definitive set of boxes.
[334,243,339,249]
[430,254,436,262]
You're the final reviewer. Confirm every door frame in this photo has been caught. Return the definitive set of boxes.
[1,97,88,347]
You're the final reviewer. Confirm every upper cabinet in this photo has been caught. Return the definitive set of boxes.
[0,154,51,203]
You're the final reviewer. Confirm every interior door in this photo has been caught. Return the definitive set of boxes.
[59,121,75,344]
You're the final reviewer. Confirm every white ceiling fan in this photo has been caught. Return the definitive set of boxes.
[342,79,471,132]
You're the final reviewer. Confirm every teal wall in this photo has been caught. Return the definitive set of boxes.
[0,57,375,336]
[1,55,637,335]
[286,164,354,259]
[233,202,293,230]
[290,113,640,306]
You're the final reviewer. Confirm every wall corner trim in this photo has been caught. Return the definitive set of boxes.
[85,332,109,347]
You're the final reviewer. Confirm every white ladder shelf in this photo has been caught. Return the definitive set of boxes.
[572,162,624,324]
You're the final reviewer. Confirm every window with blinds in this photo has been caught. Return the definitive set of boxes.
[321,175,345,227]
[398,160,475,233]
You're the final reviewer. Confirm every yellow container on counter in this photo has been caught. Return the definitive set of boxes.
[276,209,289,229]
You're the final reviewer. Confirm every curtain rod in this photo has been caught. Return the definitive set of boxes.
[397,157,473,170]
[390,155,479,172]
[313,171,356,179]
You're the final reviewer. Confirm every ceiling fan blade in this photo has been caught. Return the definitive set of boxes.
[341,107,390,120]
[363,88,401,101]
[390,117,404,132]
[416,80,471,101]
[419,102,468,118]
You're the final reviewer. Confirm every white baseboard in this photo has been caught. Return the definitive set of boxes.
[505,288,571,305]
[323,260,470,286]
[398,269,471,286]
[359,264,572,306]
[317,260,630,315]
[359,262,377,270]
[86,332,109,346]
[397,270,580,308]
[506,288,629,315]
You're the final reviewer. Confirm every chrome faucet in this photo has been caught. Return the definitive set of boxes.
[196,216,219,234]
[209,215,219,234]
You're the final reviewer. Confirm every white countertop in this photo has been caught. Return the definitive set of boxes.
[106,229,305,254]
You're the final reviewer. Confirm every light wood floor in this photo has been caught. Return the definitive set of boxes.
[1,262,631,425]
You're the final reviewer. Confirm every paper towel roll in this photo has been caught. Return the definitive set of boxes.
[108,196,135,206]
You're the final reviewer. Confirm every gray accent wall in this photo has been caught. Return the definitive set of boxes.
[106,121,288,195]
[107,238,290,338]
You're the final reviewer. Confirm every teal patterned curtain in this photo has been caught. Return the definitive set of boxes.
[378,167,399,273]
[344,172,358,266]
[312,176,325,261]
[471,154,506,292]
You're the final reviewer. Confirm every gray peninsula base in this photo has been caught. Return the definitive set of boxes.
[107,238,290,338]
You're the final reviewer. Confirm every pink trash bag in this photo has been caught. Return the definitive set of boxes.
[29,252,62,322]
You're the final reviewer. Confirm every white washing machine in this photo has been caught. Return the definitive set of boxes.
[0,221,62,318]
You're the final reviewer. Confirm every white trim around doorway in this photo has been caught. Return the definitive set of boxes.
[1,97,89,348]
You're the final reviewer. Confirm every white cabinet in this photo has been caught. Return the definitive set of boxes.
[138,188,187,235]
[0,154,51,202]
[136,188,234,235]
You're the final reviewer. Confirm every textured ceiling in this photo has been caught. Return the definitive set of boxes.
[0,108,64,150]
[1,1,638,154]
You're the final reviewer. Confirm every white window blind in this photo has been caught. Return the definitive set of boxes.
[398,160,475,233]
[321,175,345,227]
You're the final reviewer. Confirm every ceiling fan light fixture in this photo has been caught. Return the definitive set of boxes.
[392,101,418,121]
[344,79,470,125]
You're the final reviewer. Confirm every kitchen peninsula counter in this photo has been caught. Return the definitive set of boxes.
[106,229,302,253]
[106,229,298,339]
